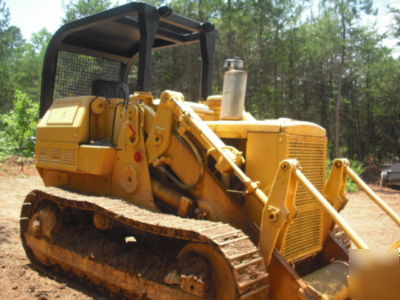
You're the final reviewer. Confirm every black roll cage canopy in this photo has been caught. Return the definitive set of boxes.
[40,2,217,117]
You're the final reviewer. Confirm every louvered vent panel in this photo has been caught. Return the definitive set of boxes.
[37,146,76,168]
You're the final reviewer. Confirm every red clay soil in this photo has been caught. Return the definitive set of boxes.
[341,184,400,249]
[0,163,398,299]
[0,164,106,300]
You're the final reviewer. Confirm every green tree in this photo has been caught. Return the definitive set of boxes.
[13,28,52,102]
[0,0,24,112]
[390,6,400,44]
[62,0,114,24]
[0,90,39,158]
[321,0,375,157]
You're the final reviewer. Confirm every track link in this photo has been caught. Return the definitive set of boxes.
[20,188,269,299]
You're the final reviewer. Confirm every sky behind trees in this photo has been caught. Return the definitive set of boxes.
[6,0,400,53]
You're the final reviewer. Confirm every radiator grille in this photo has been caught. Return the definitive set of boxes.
[37,146,76,168]
[280,135,327,261]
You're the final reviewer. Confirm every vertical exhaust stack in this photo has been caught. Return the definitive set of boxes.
[220,58,247,120]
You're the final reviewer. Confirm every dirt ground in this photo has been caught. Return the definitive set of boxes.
[0,163,107,300]
[0,161,399,299]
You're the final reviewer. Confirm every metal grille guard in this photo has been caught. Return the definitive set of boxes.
[259,159,400,265]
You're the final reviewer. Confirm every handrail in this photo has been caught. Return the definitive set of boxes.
[345,166,400,226]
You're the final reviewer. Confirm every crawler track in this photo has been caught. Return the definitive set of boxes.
[20,188,269,299]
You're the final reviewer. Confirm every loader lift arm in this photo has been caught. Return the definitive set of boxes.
[145,90,400,299]
[146,90,400,257]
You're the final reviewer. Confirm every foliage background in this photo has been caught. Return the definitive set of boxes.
[1,0,400,180]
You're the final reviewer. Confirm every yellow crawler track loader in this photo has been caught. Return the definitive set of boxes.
[20,2,399,299]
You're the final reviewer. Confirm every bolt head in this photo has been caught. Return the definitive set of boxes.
[335,161,343,168]
[268,211,278,222]
[32,218,41,237]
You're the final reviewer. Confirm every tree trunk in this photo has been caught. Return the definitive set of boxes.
[335,75,342,157]
[335,1,346,158]
[227,0,234,57]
